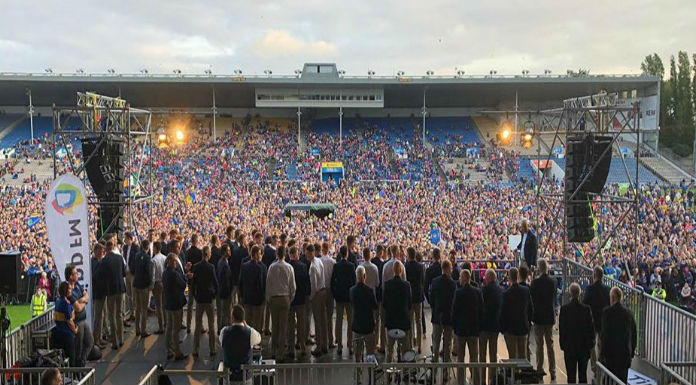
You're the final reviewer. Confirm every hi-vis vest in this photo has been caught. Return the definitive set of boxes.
[32,293,46,316]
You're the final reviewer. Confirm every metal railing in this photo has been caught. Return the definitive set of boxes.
[595,362,627,385]
[661,363,695,385]
[644,296,696,366]
[562,258,696,371]
[662,363,696,385]
[240,361,521,385]
[137,363,227,385]
[3,306,55,367]
[0,367,95,385]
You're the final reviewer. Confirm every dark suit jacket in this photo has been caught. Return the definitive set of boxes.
[530,273,556,325]
[103,251,126,296]
[382,276,412,330]
[262,245,276,268]
[516,231,538,267]
[600,303,637,369]
[132,250,153,289]
[348,251,360,268]
[405,260,425,303]
[429,275,456,325]
[331,258,356,303]
[186,246,203,266]
[192,260,218,303]
[217,258,232,299]
[559,299,595,358]
[583,281,611,333]
[230,246,247,286]
[91,258,108,300]
[123,243,141,275]
[501,283,533,336]
[239,260,266,306]
[163,267,187,311]
[290,259,310,306]
[481,281,503,333]
[373,258,385,302]
[350,282,378,334]
[424,262,442,304]
[452,284,484,337]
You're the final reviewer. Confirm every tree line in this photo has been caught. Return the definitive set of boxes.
[641,52,696,156]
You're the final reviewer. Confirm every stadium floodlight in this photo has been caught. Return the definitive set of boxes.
[234,69,243,75]
[204,69,212,75]
[264,69,273,77]
[456,70,465,78]
[396,71,405,77]
[44,68,53,74]
[338,70,346,77]
[426,70,434,76]
[75,68,84,75]
[522,70,530,77]
[140,69,149,74]
[173,69,182,75]
[294,69,302,78]
[489,70,497,77]
[544,69,552,76]
[567,69,573,76]
[107,68,116,75]
[367,70,375,77]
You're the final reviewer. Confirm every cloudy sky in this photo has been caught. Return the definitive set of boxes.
[1,0,694,77]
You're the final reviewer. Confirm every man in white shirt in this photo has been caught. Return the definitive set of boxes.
[265,247,296,362]
[308,247,328,357]
[319,242,336,347]
[151,241,167,334]
[382,245,406,287]
[360,248,379,293]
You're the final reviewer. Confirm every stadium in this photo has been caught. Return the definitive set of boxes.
[0,19,695,385]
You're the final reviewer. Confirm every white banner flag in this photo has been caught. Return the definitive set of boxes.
[45,173,92,328]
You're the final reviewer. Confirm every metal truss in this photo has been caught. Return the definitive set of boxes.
[533,97,643,272]
[52,92,154,240]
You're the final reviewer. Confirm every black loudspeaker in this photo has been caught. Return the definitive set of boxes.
[584,135,612,194]
[0,251,21,295]
[565,135,594,243]
[82,137,125,199]
[97,204,125,241]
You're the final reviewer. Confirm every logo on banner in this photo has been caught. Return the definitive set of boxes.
[51,183,83,215]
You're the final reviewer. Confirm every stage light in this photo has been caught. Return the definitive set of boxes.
[523,133,532,141]
[158,133,167,141]
[501,129,510,140]
[175,130,184,141]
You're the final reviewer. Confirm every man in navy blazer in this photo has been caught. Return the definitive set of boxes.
[238,245,267,331]
[501,267,533,360]
[217,244,233,331]
[479,269,503,383]
[382,260,412,362]
[103,237,127,349]
[516,219,537,268]
[192,246,219,357]
[600,287,637,384]
[429,260,456,365]
[163,253,188,360]
[582,266,610,371]
[350,265,378,364]
[559,283,595,384]
[452,269,484,385]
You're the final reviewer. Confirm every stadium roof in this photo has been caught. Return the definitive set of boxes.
[0,70,658,109]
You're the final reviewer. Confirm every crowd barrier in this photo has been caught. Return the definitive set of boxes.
[3,306,55,368]
[138,361,523,385]
[562,258,696,369]
[595,362,627,385]
[0,367,95,385]
[662,362,696,385]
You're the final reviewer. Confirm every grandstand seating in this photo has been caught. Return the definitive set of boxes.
[517,158,537,181]
[546,157,661,185]
[0,116,52,149]
[426,117,480,145]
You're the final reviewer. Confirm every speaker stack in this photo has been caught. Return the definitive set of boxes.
[82,137,126,240]
[564,134,612,243]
